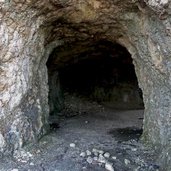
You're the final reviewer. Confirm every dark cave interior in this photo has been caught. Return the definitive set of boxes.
[46,40,144,120]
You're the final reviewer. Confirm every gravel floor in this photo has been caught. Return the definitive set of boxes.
[0,107,159,171]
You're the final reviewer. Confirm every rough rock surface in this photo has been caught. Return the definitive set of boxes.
[0,0,171,170]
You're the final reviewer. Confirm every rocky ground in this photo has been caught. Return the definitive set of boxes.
[0,97,159,171]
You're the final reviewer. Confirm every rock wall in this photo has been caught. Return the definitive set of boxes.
[118,8,171,168]
[0,0,171,169]
[0,2,49,155]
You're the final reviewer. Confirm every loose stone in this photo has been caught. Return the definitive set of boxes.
[131,148,137,152]
[92,148,98,156]
[104,152,110,158]
[30,162,34,166]
[27,152,33,157]
[36,150,41,154]
[98,154,106,163]
[20,160,27,163]
[93,156,98,161]
[86,150,91,156]
[93,152,98,156]
[124,159,131,165]
[134,166,141,171]
[112,156,117,160]
[87,156,93,164]
[80,152,86,157]
[92,148,98,153]
[105,162,115,171]
[70,143,76,148]
[98,150,104,154]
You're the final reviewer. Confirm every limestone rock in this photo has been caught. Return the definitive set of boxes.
[29,162,34,166]
[80,152,86,157]
[131,148,137,152]
[104,152,110,158]
[70,143,76,148]
[87,156,93,164]
[124,159,131,165]
[86,150,92,156]
[92,148,98,153]
[112,156,117,160]
[105,162,115,171]
[93,156,98,161]
[98,150,104,155]
[0,1,171,170]
[98,154,106,163]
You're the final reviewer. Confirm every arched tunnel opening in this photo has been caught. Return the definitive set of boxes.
[46,39,144,141]
[0,1,169,170]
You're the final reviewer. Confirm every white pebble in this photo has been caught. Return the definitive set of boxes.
[98,154,106,163]
[80,152,86,157]
[20,160,27,163]
[87,156,93,164]
[124,159,131,165]
[92,149,98,156]
[36,149,41,154]
[86,150,91,156]
[92,148,98,153]
[112,156,117,160]
[92,149,104,154]
[70,143,76,148]
[30,162,34,166]
[104,152,110,158]
[131,148,137,152]
[98,150,104,154]
[27,152,33,157]
[93,156,98,161]
[11,169,18,171]
[105,162,115,171]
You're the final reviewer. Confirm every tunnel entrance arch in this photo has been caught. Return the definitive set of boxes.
[0,1,171,169]
[46,39,144,135]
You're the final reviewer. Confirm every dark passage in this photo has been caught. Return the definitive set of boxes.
[46,40,144,124]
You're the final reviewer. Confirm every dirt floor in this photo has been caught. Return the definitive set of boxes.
[0,97,159,171]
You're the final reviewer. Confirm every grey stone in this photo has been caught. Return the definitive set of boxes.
[93,156,98,161]
[29,162,34,166]
[98,154,106,163]
[70,143,76,148]
[104,152,110,158]
[86,156,93,164]
[0,1,171,170]
[80,152,86,157]
[105,162,115,171]
[86,150,91,156]
[124,159,131,165]
[112,156,117,160]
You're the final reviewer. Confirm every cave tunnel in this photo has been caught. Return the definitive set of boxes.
[46,39,144,139]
